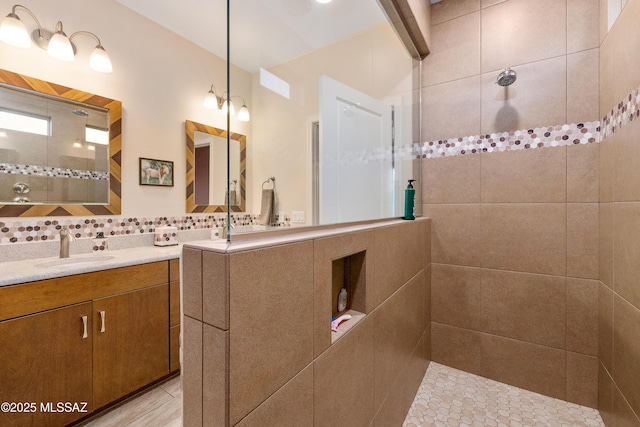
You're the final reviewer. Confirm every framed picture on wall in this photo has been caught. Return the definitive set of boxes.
[139,157,174,187]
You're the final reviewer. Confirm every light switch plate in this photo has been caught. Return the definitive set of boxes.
[292,211,305,223]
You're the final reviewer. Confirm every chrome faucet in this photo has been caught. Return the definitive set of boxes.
[221,222,236,239]
[60,226,76,258]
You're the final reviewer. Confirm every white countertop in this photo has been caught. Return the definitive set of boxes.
[0,244,182,287]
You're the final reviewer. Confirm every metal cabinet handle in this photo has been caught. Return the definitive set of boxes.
[99,310,106,333]
[81,315,88,339]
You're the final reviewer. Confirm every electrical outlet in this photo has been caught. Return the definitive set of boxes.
[292,211,305,223]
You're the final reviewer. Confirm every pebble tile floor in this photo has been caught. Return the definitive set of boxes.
[83,362,605,426]
[403,362,605,427]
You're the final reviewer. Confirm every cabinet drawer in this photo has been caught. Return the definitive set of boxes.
[0,261,169,322]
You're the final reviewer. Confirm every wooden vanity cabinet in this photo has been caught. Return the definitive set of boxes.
[0,302,94,427]
[0,260,174,426]
[93,284,169,409]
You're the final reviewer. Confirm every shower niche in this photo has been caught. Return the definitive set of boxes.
[331,250,367,343]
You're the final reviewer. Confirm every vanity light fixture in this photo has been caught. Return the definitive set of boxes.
[0,4,113,73]
[203,84,251,122]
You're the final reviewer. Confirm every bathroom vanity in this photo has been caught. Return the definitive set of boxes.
[0,250,181,426]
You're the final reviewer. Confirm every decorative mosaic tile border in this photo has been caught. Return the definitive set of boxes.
[601,86,640,139]
[0,163,109,180]
[0,213,290,244]
[419,121,600,159]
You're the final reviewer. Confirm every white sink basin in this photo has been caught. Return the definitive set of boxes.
[36,255,115,269]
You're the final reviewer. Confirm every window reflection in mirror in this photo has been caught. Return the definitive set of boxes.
[0,84,110,205]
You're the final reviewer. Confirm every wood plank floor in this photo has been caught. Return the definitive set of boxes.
[80,376,182,427]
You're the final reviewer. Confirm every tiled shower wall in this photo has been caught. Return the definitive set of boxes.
[421,0,600,410]
[598,0,640,425]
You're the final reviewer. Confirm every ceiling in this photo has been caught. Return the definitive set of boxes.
[115,0,387,73]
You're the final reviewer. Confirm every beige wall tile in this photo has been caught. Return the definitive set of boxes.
[480,203,567,275]
[614,121,640,202]
[372,271,426,409]
[568,0,600,53]
[612,0,640,103]
[423,204,484,268]
[613,381,640,427]
[600,203,615,288]
[235,365,313,427]
[422,154,481,204]
[599,32,617,116]
[203,325,228,427]
[421,219,432,270]
[613,202,640,309]
[422,76,481,142]
[613,295,640,416]
[481,0,507,7]
[600,134,615,203]
[480,0,566,73]
[480,147,567,203]
[480,334,566,400]
[202,251,228,330]
[404,333,430,411]
[373,221,426,307]
[566,352,598,408]
[431,0,480,25]
[567,142,599,203]
[567,279,599,356]
[567,49,600,124]
[182,316,202,427]
[422,12,480,86]
[373,373,406,427]
[599,282,615,372]
[599,362,615,427]
[229,242,314,424]
[567,203,599,280]
[314,317,375,427]
[183,248,202,321]
[481,57,567,135]
[313,231,375,357]
[431,322,482,375]
[479,270,566,349]
[431,264,483,330]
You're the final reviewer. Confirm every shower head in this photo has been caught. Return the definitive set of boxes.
[496,68,517,87]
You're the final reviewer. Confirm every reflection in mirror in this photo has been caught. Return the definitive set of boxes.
[193,130,241,206]
[0,68,122,217]
[186,120,246,213]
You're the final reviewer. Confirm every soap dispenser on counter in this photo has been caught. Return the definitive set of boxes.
[403,179,416,220]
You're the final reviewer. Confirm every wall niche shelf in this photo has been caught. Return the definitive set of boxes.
[331,250,366,344]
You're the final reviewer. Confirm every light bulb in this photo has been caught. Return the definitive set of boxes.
[48,28,74,62]
[0,13,31,48]
[221,99,235,116]
[90,45,112,73]
[237,105,250,122]
[204,90,218,109]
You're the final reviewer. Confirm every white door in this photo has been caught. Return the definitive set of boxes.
[319,75,393,224]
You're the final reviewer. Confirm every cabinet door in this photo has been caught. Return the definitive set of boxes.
[93,284,169,409]
[0,302,93,427]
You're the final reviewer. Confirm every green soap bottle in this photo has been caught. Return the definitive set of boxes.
[403,179,416,220]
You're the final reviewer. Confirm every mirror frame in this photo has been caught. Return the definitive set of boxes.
[0,68,122,217]
[186,120,246,213]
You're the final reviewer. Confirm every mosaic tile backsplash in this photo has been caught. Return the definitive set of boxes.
[0,213,283,244]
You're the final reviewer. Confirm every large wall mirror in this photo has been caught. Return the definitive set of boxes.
[186,120,246,213]
[0,69,122,217]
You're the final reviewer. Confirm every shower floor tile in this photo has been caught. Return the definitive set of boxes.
[404,362,604,427]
